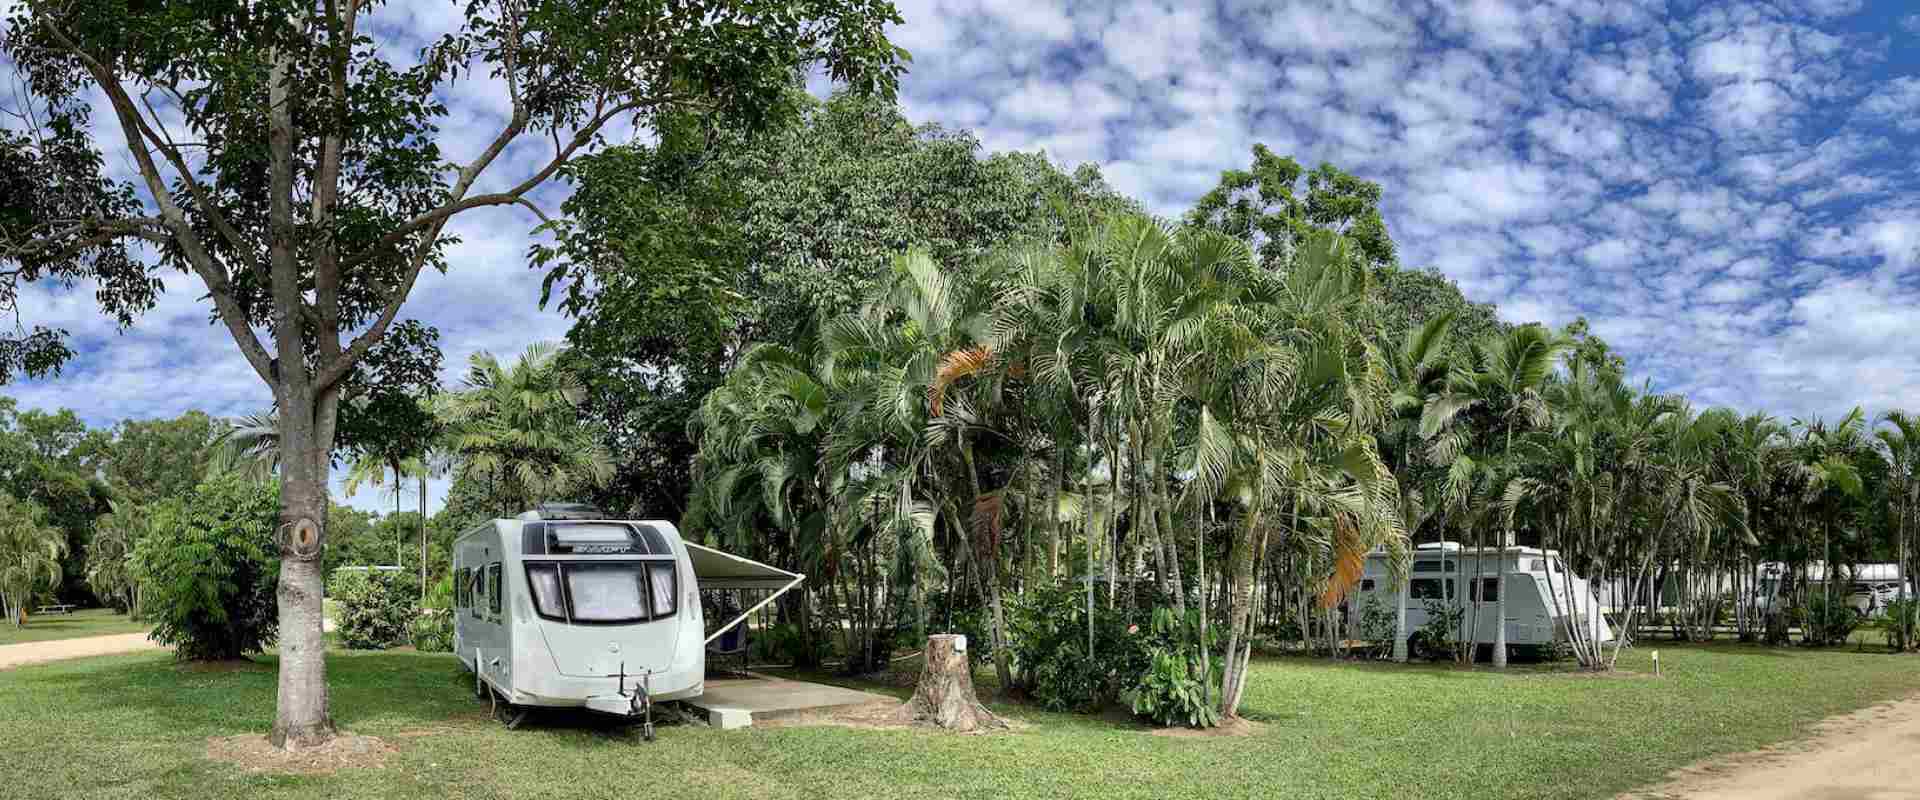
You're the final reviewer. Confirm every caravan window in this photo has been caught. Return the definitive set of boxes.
[488,564,502,616]
[524,561,678,625]
[1413,560,1456,573]
[1411,578,1453,600]
[525,564,566,619]
[1474,577,1499,602]
[648,563,678,616]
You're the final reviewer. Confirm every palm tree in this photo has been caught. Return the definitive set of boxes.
[1421,324,1568,668]
[341,451,426,566]
[436,343,614,516]
[1876,410,1920,650]
[1379,311,1455,661]
[0,493,67,627]
[1788,410,1868,644]
[1188,228,1404,714]
[210,411,282,480]
[87,499,147,617]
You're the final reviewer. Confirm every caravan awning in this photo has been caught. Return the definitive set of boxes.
[683,541,805,645]
[684,541,803,590]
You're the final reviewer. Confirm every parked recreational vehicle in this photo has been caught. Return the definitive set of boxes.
[453,504,801,736]
[1753,562,1914,618]
[1354,542,1614,656]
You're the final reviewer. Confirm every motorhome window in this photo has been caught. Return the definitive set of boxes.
[1411,579,1449,600]
[1474,577,1499,602]
[488,564,502,616]
[525,563,566,619]
[1413,560,1456,573]
[1360,579,1376,592]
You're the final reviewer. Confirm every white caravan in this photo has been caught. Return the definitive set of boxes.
[453,504,802,737]
[1753,562,1914,618]
[1353,542,1614,656]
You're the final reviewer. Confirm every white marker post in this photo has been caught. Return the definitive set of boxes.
[1652,649,1661,677]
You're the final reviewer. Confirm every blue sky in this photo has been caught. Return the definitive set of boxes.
[8,0,1920,512]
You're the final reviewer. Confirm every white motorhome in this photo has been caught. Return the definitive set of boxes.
[453,504,801,737]
[1753,562,1914,618]
[1353,542,1614,656]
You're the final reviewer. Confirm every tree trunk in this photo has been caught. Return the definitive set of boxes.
[1219,505,1258,718]
[419,474,429,603]
[270,409,338,750]
[1393,567,1411,662]
[896,634,1005,732]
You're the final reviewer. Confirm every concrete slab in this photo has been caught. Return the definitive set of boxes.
[685,675,895,729]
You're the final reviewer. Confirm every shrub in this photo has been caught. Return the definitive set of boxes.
[1414,599,1464,661]
[1357,594,1397,659]
[412,610,454,652]
[1126,606,1221,728]
[1884,597,1919,652]
[750,621,834,666]
[1803,596,1861,646]
[1007,582,1147,712]
[331,569,419,650]
[132,474,280,661]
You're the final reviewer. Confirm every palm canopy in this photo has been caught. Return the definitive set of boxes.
[436,343,614,516]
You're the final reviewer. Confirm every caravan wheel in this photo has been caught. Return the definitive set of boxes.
[1407,634,1432,661]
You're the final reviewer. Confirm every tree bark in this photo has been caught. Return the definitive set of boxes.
[419,474,429,603]
[269,405,337,750]
[1219,504,1258,718]
[896,634,1005,732]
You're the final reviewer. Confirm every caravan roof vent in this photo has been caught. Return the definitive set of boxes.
[517,502,609,521]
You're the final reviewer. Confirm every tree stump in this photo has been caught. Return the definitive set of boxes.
[896,634,1006,732]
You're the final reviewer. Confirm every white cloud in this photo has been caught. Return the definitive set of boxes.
[16,0,1920,489]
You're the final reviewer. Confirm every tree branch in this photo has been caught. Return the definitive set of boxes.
[34,16,277,386]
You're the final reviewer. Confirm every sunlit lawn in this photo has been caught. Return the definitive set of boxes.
[3,642,1918,799]
[0,608,147,646]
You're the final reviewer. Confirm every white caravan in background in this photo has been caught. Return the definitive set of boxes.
[1353,542,1614,657]
[453,504,802,738]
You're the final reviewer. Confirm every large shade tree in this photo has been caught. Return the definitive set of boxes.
[1,0,904,748]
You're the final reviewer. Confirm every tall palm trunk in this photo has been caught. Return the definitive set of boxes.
[1219,503,1259,718]
[419,474,429,603]
[1083,410,1097,656]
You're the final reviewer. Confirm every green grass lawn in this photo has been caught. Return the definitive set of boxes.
[0,608,147,646]
[2,643,1917,799]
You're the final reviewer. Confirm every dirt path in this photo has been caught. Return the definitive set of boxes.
[0,633,165,670]
[1622,693,1920,799]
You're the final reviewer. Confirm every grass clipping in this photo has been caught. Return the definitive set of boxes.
[894,634,1007,733]
[206,734,394,775]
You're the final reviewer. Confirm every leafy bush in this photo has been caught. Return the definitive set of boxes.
[412,610,454,652]
[132,474,280,661]
[1126,606,1221,728]
[330,569,419,650]
[1804,596,1861,646]
[1357,594,1397,659]
[1007,582,1147,712]
[1414,599,1463,661]
[424,572,454,610]
[750,621,834,666]
[1884,597,1919,652]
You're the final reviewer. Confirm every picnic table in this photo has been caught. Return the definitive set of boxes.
[35,604,76,615]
